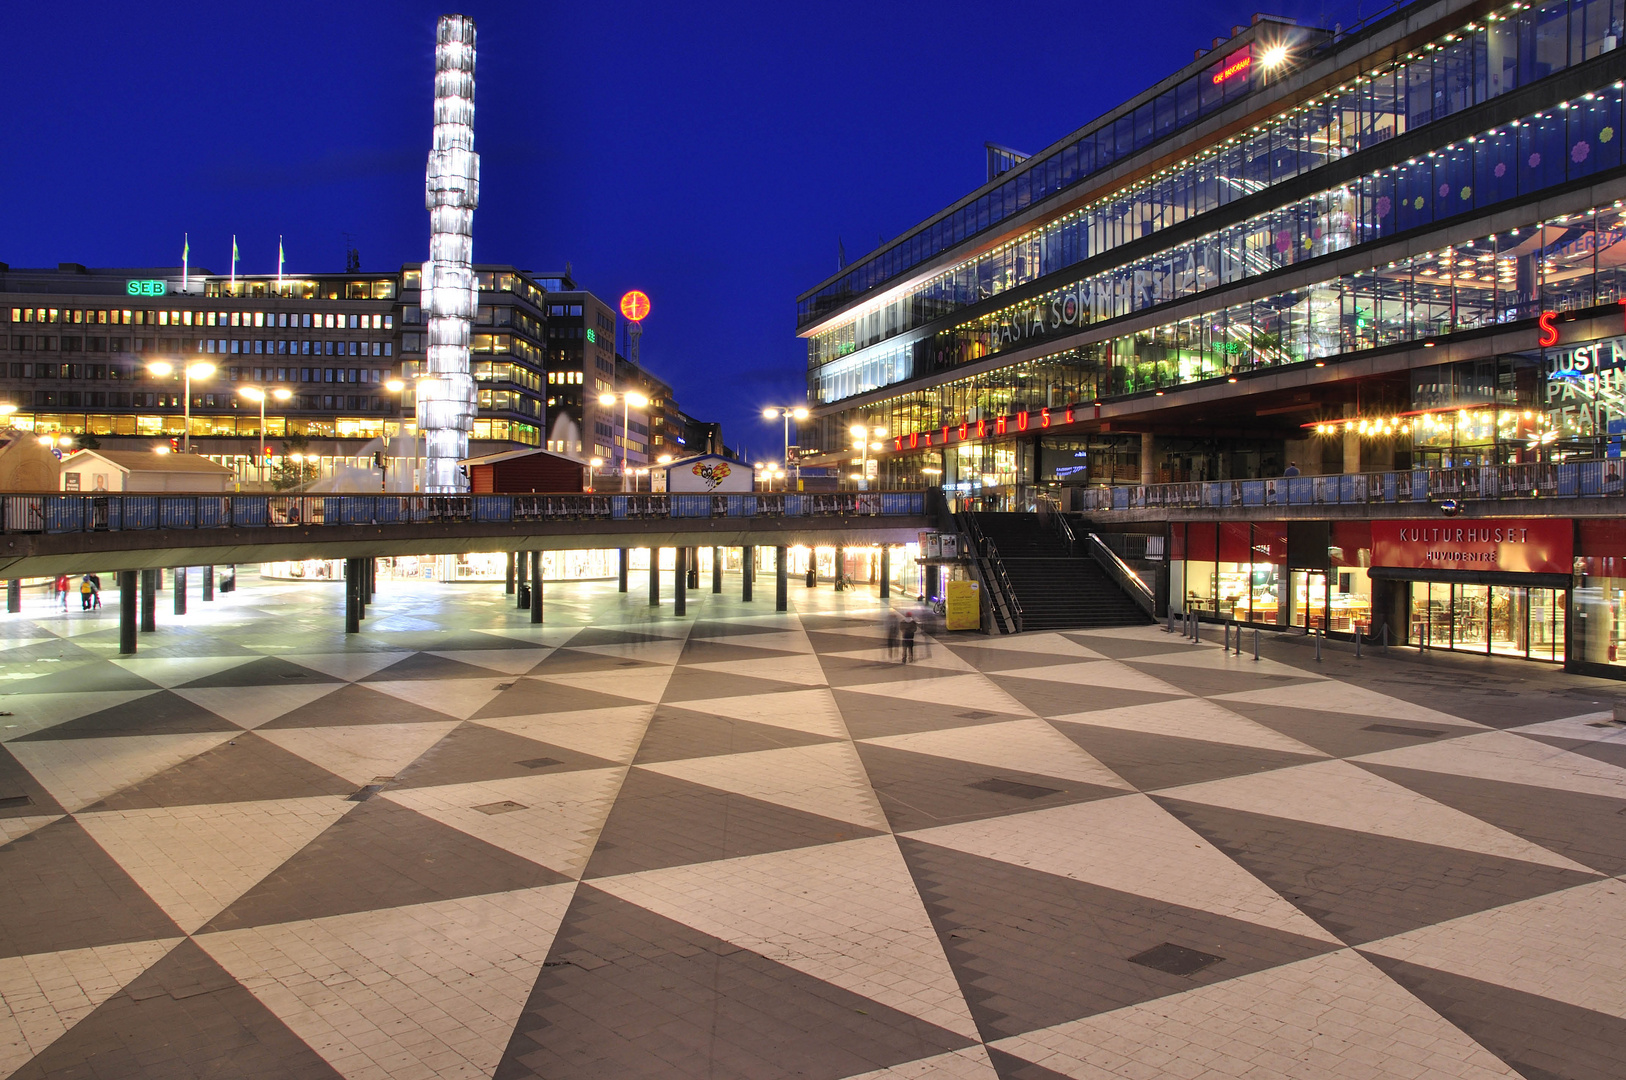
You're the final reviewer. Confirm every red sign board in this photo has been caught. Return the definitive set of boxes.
[1371,519,1573,575]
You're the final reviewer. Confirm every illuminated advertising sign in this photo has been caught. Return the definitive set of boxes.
[1371,519,1573,575]
[620,290,651,323]
[1212,49,1251,85]
[126,279,167,296]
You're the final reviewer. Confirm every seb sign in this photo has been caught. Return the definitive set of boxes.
[1371,519,1572,575]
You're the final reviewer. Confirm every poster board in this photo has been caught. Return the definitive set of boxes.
[944,579,981,631]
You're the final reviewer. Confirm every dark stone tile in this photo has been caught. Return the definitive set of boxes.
[632,706,835,764]
[175,656,344,689]
[1219,700,1484,758]
[359,652,505,682]
[1061,633,1198,660]
[804,630,886,655]
[258,682,466,729]
[1362,952,1626,1080]
[474,678,651,719]
[688,619,794,638]
[8,939,343,1080]
[986,1046,1080,1080]
[583,769,876,879]
[378,631,550,652]
[1358,760,1626,876]
[854,743,1121,832]
[941,646,1091,673]
[5,661,160,695]
[0,817,182,959]
[0,743,65,817]
[833,691,1032,741]
[1117,662,1321,698]
[495,884,971,1080]
[986,674,1183,718]
[896,837,1335,1041]
[659,669,809,703]
[391,722,620,789]
[11,691,236,741]
[530,648,663,675]
[1156,797,1600,945]
[1048,720,1322,791]
[817,656,965,689]
[1520,731,1626,773]
[203,797,566,931]
[675,639,804,665]
[563,628,680,648]
[87,733,354,810]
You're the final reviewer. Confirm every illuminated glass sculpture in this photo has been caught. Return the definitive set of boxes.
[420,13,480,492]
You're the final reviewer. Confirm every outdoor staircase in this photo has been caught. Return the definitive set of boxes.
[965,512,1153,631]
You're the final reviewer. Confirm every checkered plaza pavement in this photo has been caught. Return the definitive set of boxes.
[3,569,1626,1079]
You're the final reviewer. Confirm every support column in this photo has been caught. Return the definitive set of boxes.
[925,563,940,603]
[648,547,660,606]
[119,571,137,655]
[742,546,754,602]
[834,546,845,590]
[674,546,687,616]
[530,550,543,624]
[505,551,516,595]
[345,558,361,634]
[6,579,19,614]
[775,545,788,612]
[617,548,629,593]
[173,567,187,616]
[711,547,722,594]
[202,565,214,601]
[140,569,156,633]
[686,549,699,591]
[516,551,529,609]
[880,546,891,599]
[1140,432,1157,486]
[1342,402,1361,474]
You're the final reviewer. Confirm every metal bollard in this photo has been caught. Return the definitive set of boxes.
[1223,624,1230,652]
[1253,628,1260,661]
[1381,624,1389,652]
[1355,628,1362,659]
[1314,629,1322,662]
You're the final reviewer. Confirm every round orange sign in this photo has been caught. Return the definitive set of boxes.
[620,290,651,323]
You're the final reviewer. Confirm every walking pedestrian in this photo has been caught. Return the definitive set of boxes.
[54,574,69,610]
[900,611,918,664]
[884,610,900,661]
[87,573,101,609]
[79,575,94,610]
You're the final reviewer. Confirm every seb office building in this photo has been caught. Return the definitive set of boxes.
[798,0,1626,676]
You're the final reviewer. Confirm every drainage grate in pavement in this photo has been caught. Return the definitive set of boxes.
[472,800,527,816]
[0,795,32,809]
[347,785,385,802]
[515,757,563,770]
[1127,942,1224,977]
[968,777,1062,800]
[494,682,515,690]
[957,710,996,720]
[279,672,309,678]
[1363,723,1446,738]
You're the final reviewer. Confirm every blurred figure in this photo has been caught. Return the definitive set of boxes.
[54,574,69,610]
[900,610,918,664]
[79,575,94,610]
[87,572,101,609]
[884,609,900,660]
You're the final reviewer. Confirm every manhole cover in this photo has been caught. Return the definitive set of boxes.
[594,840,617,851]
[1363,724,1445,738]
[968,777,1061,800]
[957,710,996,720]
[0,795,32,809]
[279,672,309,679]
[495,682,515,690]
[516,757,563,770]
[347,784,385,802]
[1127,942,1223,977]
[473,800,527,816]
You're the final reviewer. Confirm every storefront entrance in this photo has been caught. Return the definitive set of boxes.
[1407,582,1566,661]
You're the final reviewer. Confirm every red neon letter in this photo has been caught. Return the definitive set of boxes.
[976,419,987,438]
[1538,310,1559,348]
[1040,407,1051,428]
[893,436,902,452]
[996,415,1007,434]
[1618,298,1626,334]
[1065,406,1075,424]
[958,422,969,440]
[1017,411,1029,431]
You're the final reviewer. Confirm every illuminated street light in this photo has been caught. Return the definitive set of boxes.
[238,385,293,486]
[847,422,887,491]
[763,406,809,484]
[147,359,214,453]
[587,456,603,491]
[598,391,649,490]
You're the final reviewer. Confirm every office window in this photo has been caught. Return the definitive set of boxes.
[348,314,358,329]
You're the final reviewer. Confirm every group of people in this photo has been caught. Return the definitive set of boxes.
[52,573,102,610]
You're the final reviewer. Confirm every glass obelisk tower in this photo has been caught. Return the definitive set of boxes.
[419,14,479,493]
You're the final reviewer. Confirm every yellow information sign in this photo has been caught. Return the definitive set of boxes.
[944,580,981,631]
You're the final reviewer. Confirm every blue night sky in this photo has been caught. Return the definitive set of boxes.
[9,0,1368,460]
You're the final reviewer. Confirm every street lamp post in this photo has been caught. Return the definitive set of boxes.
[239,386,293,487]
[598,391,649,492]
[587,456,603,492]
[849,423,887,490]
[388,377,436,493]
[762,406,809,484]
[147,360,215,453]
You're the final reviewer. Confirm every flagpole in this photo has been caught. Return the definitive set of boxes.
[277,235,284,292]
[182,233,189,294]
[230,235,237,293]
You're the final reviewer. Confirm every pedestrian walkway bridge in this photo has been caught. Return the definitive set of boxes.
[0,491,932,578]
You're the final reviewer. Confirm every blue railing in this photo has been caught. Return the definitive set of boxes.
[1082,461,1626,513]
[0,490,928,535]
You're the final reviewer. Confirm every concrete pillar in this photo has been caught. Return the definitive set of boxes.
[1342,402,1361,474]
[775,545,788,612]
[119,571,137,655]
[712,547,722,593]
[516,551,529,609]
[742,546,754,602]
[173,567,187,616]
[686,548,699,591]
[648,547,660,606]
[834,546,845,590]
[530,550,543,624]
[140,569,156,633]
[505,551,516,595]
[6,580,19,614]
[880,546,891,599]
[202,565,214,601]
[674,546,687,616]
[345,558,361,634]
[1140,432,1157,486]
[617,548,629,593]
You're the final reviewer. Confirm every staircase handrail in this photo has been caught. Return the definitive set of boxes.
[1083,531,1155,618]
[960,513,1023,634]
[1052,511,1079,556]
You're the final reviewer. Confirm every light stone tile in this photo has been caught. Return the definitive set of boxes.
[1354,729,1626,798]
[861,718,1132,790]
[0,938,181,1078]
[7,732,238,812]
[835,1045,999,1079]
[1507,713,1626,743]
[531,666,674,704]
[821,645,978,672]
[424,648,551,675]
[0,690,163,743]
[688,628,817,654]
[1214,680,1480,728]
[990,660,1192,696]
[382,767,627,879]
[364,678,511,721]
[905,794,1339,944]
[257,722,458,787]
[1048,697,1325,756]
[838,673,1037,718]
[76,796,353,933]
[281,652,416,683]
[1115,648,1326,680]
[992,949,1522,1080]
[675,686,850,737]
[638,742,889,830]
[595,835,978,1039]
[567,638,689,665]
[107,655,259,688]
[684,653,832,685]
[1362,878,1626,1020]
[467,704,654,763]
[197,884,575,1080]
[1161,759,1597,872]
[0,815,62,844]
[950,633,1106,658]
[172,683,345,730]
